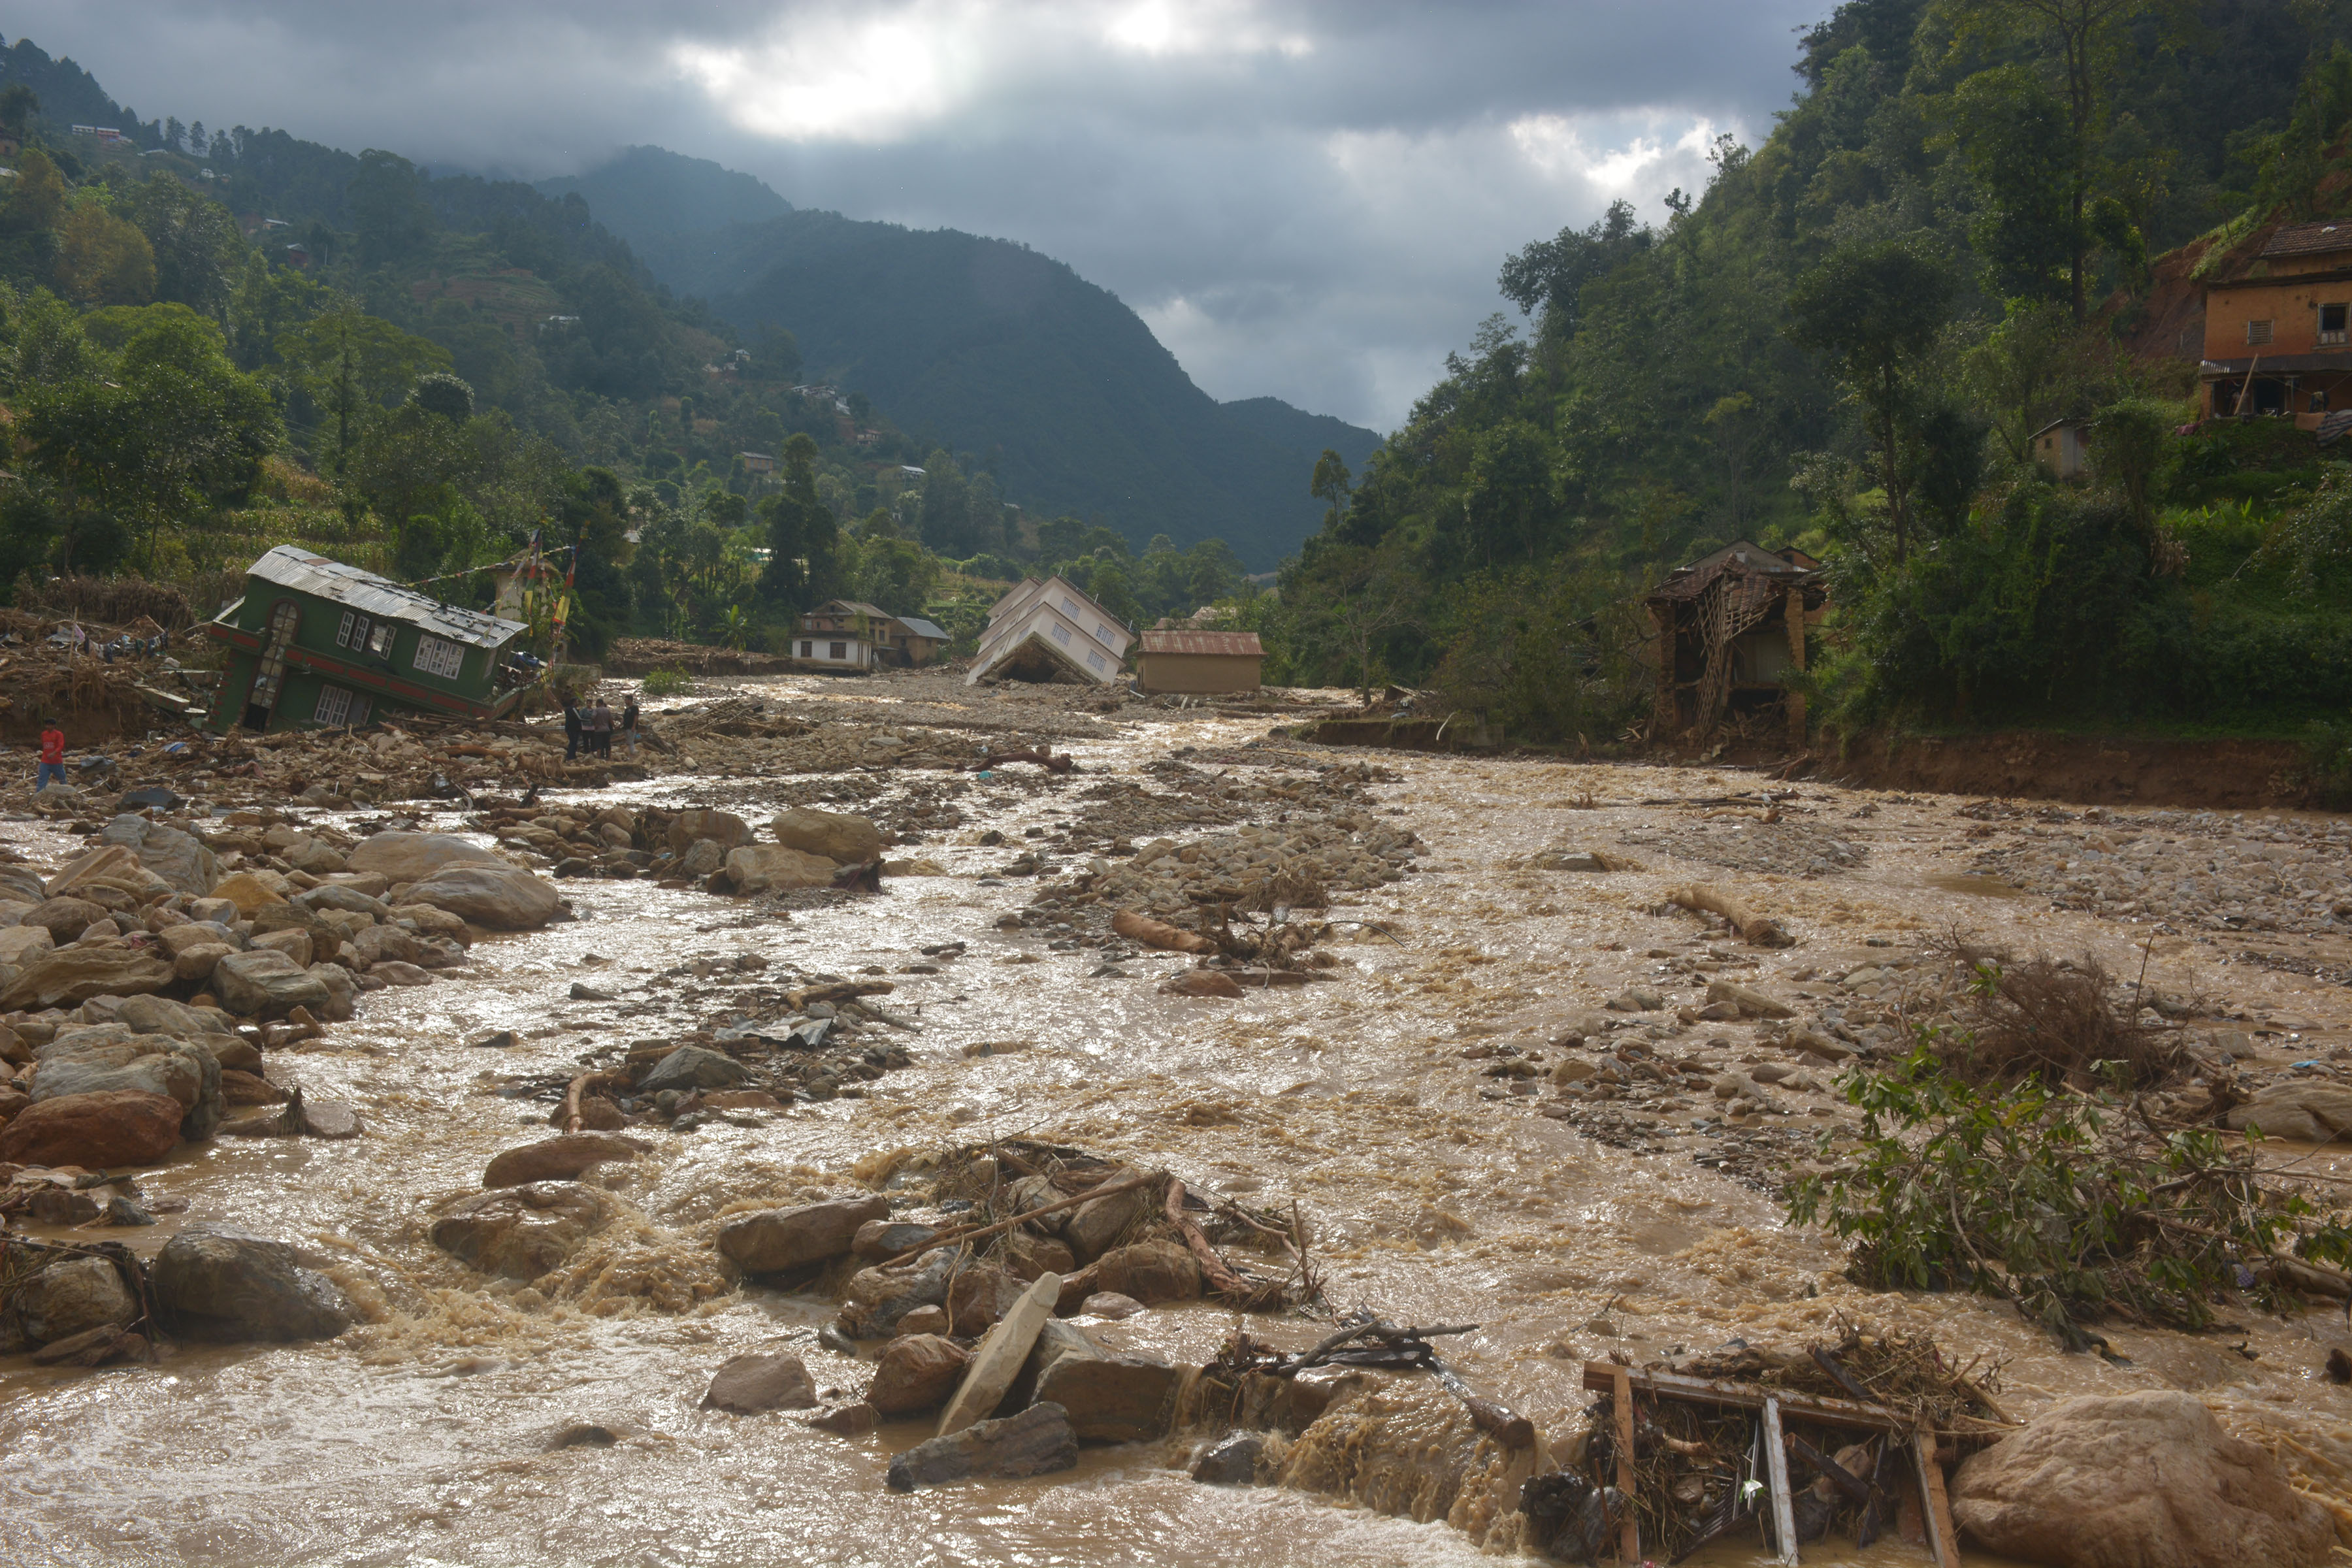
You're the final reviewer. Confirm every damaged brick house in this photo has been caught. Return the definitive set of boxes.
[1644,542,1827,745]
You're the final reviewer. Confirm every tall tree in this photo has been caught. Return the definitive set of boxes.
[1786,238,1953,561]
[1948,0,2177,321]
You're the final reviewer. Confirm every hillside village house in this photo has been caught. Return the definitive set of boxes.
[968,576,1132,685]
[794,600,949,670]
[201,546,532,733]
[2200,220,2352,423]
[1644,542,1827,745]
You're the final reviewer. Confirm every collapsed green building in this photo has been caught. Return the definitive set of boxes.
[200,546,534,732]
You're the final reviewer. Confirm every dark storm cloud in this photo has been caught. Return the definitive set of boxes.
[7,1,1826,428]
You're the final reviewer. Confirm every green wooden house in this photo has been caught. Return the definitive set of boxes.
[200,546,533,732]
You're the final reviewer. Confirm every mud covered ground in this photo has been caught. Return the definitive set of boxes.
[3,666,2350,1567]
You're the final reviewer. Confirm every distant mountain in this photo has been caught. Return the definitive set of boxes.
[540,152,1380,566]
[537,146,790,259]
[0,34,157,142]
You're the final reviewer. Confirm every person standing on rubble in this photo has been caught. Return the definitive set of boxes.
[587,696,614,758]
[35,718,66,791]
[620,695,640,757]
[562,696,584,762]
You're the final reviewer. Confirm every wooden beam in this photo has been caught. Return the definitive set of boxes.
[1914,1424,1961,1568]
[1613,1365,1639,1565]
[1582,1362,1913,1435]
[1763,1397,1801,1565]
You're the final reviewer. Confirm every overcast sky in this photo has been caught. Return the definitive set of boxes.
[10,1,1826,432]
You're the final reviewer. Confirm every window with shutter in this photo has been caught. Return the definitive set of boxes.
[2247,319,2275,346]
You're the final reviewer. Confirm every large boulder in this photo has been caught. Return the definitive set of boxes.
[0,864,46,903]
[346,832,503,883]
[770,808,885,864]
[1036,1351,1184,1443]
[1064,1179,1149,1262]
[721,845,837,895]
[840,1248,958,1337]
[0,923,54,965]
[351,923,432,968]
[430,1182,609,1281]
[0,1088,182,1165]
[209,872,289,916]
[866,1333,972,1415]
[44,843,173,902]
[293,883,391,920]
[886,1403,1077,1492]
[0,944,174,1011]
[1950,1390,2334,1568]
[667,809,755,854]
[1091,1240,1201,1305]
[33,1029,223,1140]
[113,994,238,1043]
[639,1045,747,1094]
[700,1352,817,1414]
[210,949,333,1019]
[307,963,357,1021]
[13,1256,139,1344]
[402,864,563,930]
[717,1194,891,1274]
[2224,1081,2352,1143]
[483,1132,651,1188]
[97,815,220,896]
[22,897,108,944]
[151,1226,353,1342]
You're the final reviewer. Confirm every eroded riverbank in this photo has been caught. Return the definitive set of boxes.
[4,672,2350,1567]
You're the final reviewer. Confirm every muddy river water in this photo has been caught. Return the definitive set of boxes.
[5,678,2351,1567]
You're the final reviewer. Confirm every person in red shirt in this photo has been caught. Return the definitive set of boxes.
[36,720,65,791]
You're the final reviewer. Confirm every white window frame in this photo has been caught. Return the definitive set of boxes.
[412,633,465,679]
[1051,622,1071,645]
[314,684,357,727]
[366,622,392,656]
[1086,650,1106,671]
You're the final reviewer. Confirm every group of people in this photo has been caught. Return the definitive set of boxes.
[562,694,639,761]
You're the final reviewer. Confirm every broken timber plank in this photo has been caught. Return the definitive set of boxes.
[1582,1362,1912,1434]
[1613,1365,1639,1565]
[1914,1424,1961,1568]
[1763,1397,1800,1565]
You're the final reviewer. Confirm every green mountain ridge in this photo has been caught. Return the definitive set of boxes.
[537,147,1380,567]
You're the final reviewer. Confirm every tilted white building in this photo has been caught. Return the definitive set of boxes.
[966,576,1134,685]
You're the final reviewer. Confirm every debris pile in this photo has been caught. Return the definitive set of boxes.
[1957,802,2352,933]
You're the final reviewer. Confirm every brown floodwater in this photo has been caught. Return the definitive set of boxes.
[5,685,2349,1566]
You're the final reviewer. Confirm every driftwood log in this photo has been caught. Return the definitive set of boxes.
[1113,909,1215,954]
[1669,882,1795,948]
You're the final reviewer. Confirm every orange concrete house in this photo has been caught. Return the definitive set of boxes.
[2200,220,2352,423]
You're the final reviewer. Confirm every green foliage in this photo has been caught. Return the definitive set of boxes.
[1789,1036,2351,1344]
[16,308,280,570]
[640,667,691,696]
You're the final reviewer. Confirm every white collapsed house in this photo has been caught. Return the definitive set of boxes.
[966,576,1134,684]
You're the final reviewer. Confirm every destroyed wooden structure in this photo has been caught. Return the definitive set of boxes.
[200,547,532,734]
[1134,628,1264,694]
[1645,542,1826,746]
[966,576,1132,685]
[1569,1359,1989,1566]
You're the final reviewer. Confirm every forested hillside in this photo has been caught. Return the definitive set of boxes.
[0,35,1273,656]
[1260,0,2352,762]
[542,147,1383,566]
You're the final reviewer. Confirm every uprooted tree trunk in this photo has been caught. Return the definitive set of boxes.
[1669,883,1795,947]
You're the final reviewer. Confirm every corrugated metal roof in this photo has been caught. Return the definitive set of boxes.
[2261,221,2352,257]
[244,546,526,649]
[1140,629,1263,657]
[897,617,948,641]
